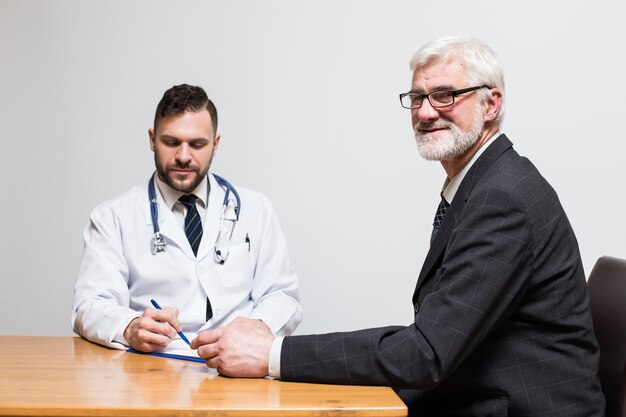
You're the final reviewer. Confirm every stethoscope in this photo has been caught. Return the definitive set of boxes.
[148,173,241,264]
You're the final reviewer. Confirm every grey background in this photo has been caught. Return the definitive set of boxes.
[1,0,624,336]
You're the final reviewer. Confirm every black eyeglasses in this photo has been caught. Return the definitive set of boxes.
[399,85,490,109]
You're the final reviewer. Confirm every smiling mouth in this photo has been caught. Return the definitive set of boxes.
[419,127,448,136]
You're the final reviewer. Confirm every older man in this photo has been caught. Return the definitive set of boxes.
[191,37,604,416]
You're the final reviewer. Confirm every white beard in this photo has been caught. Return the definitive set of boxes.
[413,104,484,161]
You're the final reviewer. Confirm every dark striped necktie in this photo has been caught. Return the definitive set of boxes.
[178,194,212,320]
[431,197,450,244]
[178,194,203,256]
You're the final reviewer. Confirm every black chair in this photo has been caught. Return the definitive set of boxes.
[588,255,626,417]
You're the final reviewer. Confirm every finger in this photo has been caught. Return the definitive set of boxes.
[195,340,223,360]
[125,317,174,352]
[162,307,182,332]
[126,327,173,352]
[142,309,180,338]
[190,328,222,349]
[135,324,176,346]
[144,307,176,322]
[205,358,221,370]
[136,314,178,340]
[204,350,228,371]
[132,339,170,353]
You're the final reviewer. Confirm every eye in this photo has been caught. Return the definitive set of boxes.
[430,91,451,100]
[410,94,423,105]
[162,139,179,147]
[430,91,454,105]
[190,140,208,149]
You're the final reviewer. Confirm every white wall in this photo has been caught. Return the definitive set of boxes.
[1,0,624,336]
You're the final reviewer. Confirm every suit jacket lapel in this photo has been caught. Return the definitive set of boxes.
[413,134,514,296]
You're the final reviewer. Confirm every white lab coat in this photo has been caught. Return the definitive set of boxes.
[71,173,302,349]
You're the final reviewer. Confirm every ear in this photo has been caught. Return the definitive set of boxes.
[483,88,502,123]
[149,128,156,152]
[213,133,221,154]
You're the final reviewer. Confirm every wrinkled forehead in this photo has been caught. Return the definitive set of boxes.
[410,57,468,93]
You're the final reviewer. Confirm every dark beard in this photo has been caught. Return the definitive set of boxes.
[154,159,206,193]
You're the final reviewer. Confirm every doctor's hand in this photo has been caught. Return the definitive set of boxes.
[123,306,182,353]
[191,317,274,378]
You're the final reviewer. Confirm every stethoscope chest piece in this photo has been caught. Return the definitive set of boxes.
[150,232,167,255]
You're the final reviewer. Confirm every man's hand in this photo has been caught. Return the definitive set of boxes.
[124,306,182,352]
[191,317,275,377]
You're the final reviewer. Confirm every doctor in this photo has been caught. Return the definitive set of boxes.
[72,84,302,352]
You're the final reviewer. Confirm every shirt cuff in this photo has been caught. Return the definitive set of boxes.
[268,336,284,378]
[112,314,141,346]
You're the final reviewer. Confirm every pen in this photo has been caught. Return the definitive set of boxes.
[150,299,190,346]
[245,233,250,252]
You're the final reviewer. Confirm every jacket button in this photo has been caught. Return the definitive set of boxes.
[414,302,419,313]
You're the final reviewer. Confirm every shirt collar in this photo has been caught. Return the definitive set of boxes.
[441,131,500,204]
[154,173,209,210]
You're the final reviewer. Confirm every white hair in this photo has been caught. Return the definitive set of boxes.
[409,36,505,126]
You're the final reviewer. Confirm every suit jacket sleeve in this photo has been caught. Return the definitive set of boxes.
[283,190,531,388]
[281,153,564,390]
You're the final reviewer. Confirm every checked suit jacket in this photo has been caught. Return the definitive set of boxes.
[280,135,605,417]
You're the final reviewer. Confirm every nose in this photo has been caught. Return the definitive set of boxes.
[412,99,440,125]
[176,143,192,164]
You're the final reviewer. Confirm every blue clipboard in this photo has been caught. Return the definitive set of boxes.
[126,348,206,364]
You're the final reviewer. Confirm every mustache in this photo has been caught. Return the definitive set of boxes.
[414,120,453,133]
[169,162,198,170]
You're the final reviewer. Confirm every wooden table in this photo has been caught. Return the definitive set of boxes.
[0,336,406,417]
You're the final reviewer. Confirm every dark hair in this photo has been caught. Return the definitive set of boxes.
[153,84,218,135]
